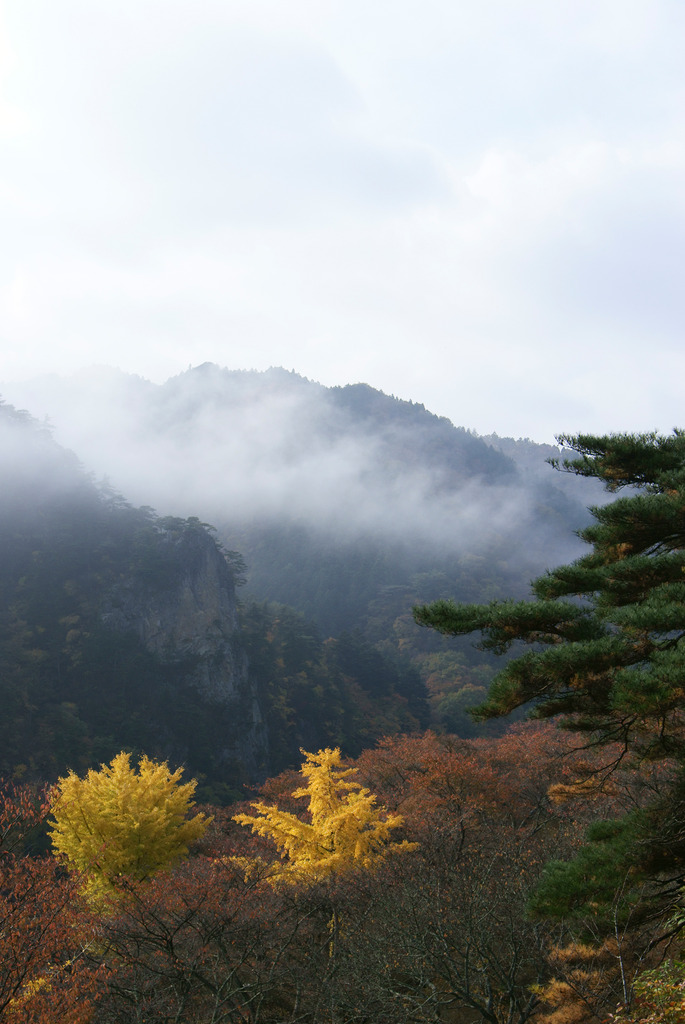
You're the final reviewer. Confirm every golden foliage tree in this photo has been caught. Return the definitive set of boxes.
[234,747,416,882]
[49,752,210,898]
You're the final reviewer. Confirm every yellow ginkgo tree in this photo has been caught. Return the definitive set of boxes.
[234,747,416,882]
[49,752,210,899]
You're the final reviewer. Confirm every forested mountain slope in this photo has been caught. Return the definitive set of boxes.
[0,401,425,795]
[0,400,263,796]
[3,365,607,733]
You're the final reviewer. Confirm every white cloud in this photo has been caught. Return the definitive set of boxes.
[0,0,683,443]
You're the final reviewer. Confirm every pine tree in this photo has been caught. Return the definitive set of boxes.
[414,431,685,925]
[234,747,416,881]
[49,752,210,899]
[415,431,685,759]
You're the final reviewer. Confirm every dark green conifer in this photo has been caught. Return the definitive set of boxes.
[415,430,685,758]
[414,430,685,926]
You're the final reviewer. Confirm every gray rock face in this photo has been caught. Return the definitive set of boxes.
[102,521,268,778]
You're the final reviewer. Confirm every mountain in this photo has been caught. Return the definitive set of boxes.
[2,364,598,602]
[0,399,426,795]
[2,365,604,733]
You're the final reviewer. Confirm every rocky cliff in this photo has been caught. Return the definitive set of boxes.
[101,518,268,781]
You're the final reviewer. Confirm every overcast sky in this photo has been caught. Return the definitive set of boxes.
[1,0,683,444]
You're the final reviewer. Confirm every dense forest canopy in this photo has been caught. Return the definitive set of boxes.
[1,724,673,1023]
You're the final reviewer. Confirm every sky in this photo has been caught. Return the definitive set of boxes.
[1,0,684,444]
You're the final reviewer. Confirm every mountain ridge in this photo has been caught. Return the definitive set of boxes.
[1,366,606,740]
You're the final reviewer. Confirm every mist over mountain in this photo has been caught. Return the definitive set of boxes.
[2,363,607,656]
[3,363,596,573]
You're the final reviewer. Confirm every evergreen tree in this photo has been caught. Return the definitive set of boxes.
[414,431,685,925]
